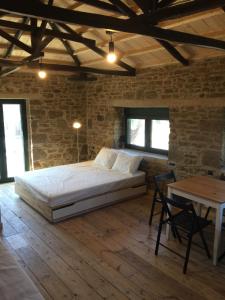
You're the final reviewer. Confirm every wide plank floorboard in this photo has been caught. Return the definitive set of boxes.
[0,183,225,300]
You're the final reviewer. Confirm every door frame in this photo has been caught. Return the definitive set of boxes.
[0,99,29,183]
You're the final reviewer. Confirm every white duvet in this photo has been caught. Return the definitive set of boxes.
[15,161,145,208]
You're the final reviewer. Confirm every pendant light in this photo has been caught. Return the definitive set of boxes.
[106,31,117,64]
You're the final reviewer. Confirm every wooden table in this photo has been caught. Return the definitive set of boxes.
[167,176,225,265]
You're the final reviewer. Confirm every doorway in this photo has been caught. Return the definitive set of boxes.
[0,100,29,183]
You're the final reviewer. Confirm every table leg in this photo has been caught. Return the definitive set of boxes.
[213,206,223,265]
[166,187,172,240]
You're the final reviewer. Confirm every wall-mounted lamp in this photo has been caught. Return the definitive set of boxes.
[106,31,117,64]
[73,121,82,162]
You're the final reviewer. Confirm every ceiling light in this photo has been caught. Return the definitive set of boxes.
[38,70,47,79]
[106,31,117,64]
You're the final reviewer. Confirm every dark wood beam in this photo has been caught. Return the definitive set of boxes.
[145,0,225,24]
[132,0,149,14]
[3,17,29,58]
[0,28,33,54]
[157,39,189,65]
[0,59,134,76]
[157,0,174,9]
[57,23,136,74]
[108,0,136,17]
[75,0,121,14]
[50,23,80,66]
[0,54,43,77]
[2,1,225,55]
[0,19,96,47]
[31,63,135,76]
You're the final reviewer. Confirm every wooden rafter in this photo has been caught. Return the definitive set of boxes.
[0,19,96,47]
[57,23,136,74]
[0,0,224,77]
[108,0,136,17]
[0,28,33,54]
[49,23,81,66]
[3,17,29,58]
[1,0,225,53]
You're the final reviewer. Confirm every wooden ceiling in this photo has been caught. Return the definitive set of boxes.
[0,1,225,78]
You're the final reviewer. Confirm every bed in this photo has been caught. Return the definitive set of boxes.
[15,151,147,222]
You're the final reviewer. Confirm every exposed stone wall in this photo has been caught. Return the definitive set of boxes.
[82,57,225,179]
[0,73,87,169]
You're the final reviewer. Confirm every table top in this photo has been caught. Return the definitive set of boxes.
[168,176,225,204]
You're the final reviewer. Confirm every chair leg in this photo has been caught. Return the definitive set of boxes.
[199,229,211,258]
[183,234,193,274]
[155,209,164,256]
[174,226,182,243]
[149,197,157,225]
[155,221,163,256]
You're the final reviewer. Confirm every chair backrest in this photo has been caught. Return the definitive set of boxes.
[153,171,194,215]
[153,170,176,198]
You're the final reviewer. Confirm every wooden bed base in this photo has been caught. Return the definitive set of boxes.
[15,185,147,223]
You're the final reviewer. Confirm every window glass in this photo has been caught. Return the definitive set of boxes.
[127,119,145,147]
[151,120,170,150]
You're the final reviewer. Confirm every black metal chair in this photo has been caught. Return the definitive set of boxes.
[154,187,212,274]
[149,171,191,225]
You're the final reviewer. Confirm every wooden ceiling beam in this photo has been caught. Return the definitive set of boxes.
[143,0,225,23]
[0,53,42,77]
[50,23,80,66]
[132,0,149,14]
[57,23,136,74]
[0,28,33,54]
[33,63,134,76]
[3,17,29,58]
[156,39,189,65]
[0,59,134,76]
[108,0,136,17]
[0,19,96,47]
[2,0,225,54]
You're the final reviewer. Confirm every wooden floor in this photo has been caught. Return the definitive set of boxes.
[1,184,225,300]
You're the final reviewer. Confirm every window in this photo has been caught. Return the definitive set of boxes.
[125,108,170,155]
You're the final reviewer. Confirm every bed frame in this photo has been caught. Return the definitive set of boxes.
[15,184,147,223]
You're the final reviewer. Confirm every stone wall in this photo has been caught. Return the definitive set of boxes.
[0,73,87,169]
[81,57,225,179]
[1,56,225,180]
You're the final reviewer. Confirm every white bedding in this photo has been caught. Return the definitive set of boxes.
[15,161,145,208]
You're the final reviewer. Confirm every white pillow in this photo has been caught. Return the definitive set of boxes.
[112,152,143,174]
[94,147,118,169]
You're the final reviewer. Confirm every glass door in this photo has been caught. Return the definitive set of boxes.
[0,100,28,183]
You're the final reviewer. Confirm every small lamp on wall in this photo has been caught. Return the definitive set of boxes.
[73,121,82,162]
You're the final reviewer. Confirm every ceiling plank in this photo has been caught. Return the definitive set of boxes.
[75,0,121,14]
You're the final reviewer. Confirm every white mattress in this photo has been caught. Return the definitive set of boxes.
[15,161,145,208]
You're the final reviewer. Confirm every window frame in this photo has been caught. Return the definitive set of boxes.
[125,108,169,155]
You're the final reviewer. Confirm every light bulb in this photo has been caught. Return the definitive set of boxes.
[38,70,47,79]
[106,52,117,63]
[73,121,82,129]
